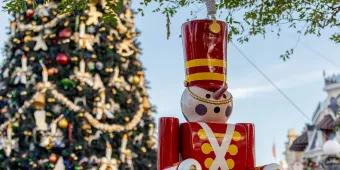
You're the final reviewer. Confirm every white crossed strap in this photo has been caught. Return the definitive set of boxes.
[197,122,235,170]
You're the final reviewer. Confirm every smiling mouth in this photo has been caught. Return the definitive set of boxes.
[187,87,232,105]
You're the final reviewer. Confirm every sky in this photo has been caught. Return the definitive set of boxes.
[0,1,339,166]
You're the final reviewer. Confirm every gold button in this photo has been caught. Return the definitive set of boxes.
[226,159,235,169]
[209,21,221,34]
[201,143,212,154]
[233,131,242,141]
[197,129,206,140]
[228,144,238,155]
[204,158,213,169]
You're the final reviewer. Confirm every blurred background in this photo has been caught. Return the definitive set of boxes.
[0,1,339,168]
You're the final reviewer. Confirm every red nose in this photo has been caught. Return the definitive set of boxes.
[213,84,227,99]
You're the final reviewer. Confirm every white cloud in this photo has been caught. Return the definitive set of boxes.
[230,85,271,99]
[230,71,326,99]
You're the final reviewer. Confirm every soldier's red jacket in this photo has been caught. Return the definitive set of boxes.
[158,117,278,170]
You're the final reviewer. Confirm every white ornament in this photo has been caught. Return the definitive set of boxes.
[85,131,102,144]
[133,133,143,145]
[74,22,94,51]
[39,116,65,148]
[0,124,18,157]
[93,74,104,90]
[120,134,128,162]
[10,21,16,36]
[12,56,30,84]
[86,4,103,25]
[3,68,9,78]
[94,100,114,120]
[52,105,62,114]
[32,33,48,51]
[92,74,114,120]
[34,110,48,130]
[109,67,130,91]
[181,86,233,123]
[44,28,53,35]
[100,142,118,170]
[54,157,66,170]
[108,99,120,115]
[116,39,135,57]
[72,59,94,86]
[74,96,87,107]
[116,18,128,34]
[35,5,49,17]
[94,34,101,44]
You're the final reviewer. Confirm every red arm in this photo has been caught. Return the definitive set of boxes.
[157,117,180,170]
[237,123,256,169]
[240,123,281,170]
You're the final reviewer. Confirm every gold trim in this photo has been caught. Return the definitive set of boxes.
[187,87,232,105]
[186,73,225,82]
[186,59,225,68]
[209,20,221,33]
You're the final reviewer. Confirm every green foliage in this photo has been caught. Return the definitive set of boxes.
[3,0,124,26]
[280,48,294,61]
[3,0,28,13]
[102,0,124,26]
[2,0,339,59]
[330,33,340,43]
[58,0,125,26]
[138,0,340,59]
[58,0,89,14]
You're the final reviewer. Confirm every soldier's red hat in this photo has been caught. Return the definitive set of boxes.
[182,19,227,92]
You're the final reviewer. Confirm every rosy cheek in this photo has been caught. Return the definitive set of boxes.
[195,104,207,116]
[225,106,232,117]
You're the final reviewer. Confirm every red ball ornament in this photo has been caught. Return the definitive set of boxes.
[56,53,69,65]
[58,28,72,39]
[26,9,35,19]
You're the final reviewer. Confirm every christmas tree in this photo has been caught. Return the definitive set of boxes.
[0,0,156,169]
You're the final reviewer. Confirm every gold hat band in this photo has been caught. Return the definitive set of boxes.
[186,59,225,68]
[186,72,225,82]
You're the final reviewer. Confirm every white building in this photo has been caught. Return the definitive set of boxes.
[284,73,340,169]
[282,129,304,170]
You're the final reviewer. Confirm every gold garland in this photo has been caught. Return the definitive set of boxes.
[17,13,69,32]
[84,103,144,132]
[17,69,146,133]
[16,2,69,32]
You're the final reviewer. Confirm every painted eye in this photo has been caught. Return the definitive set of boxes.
[214,107,220,113]
[205,94,211,99]
[225,106,233,117]
[195,104,207,116]
[223,94,227,99]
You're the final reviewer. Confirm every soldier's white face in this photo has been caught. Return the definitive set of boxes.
[181,86,233,123]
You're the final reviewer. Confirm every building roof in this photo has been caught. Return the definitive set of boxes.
[289,132,308,152]
[325,74,340,86]
[317,114,335,131]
